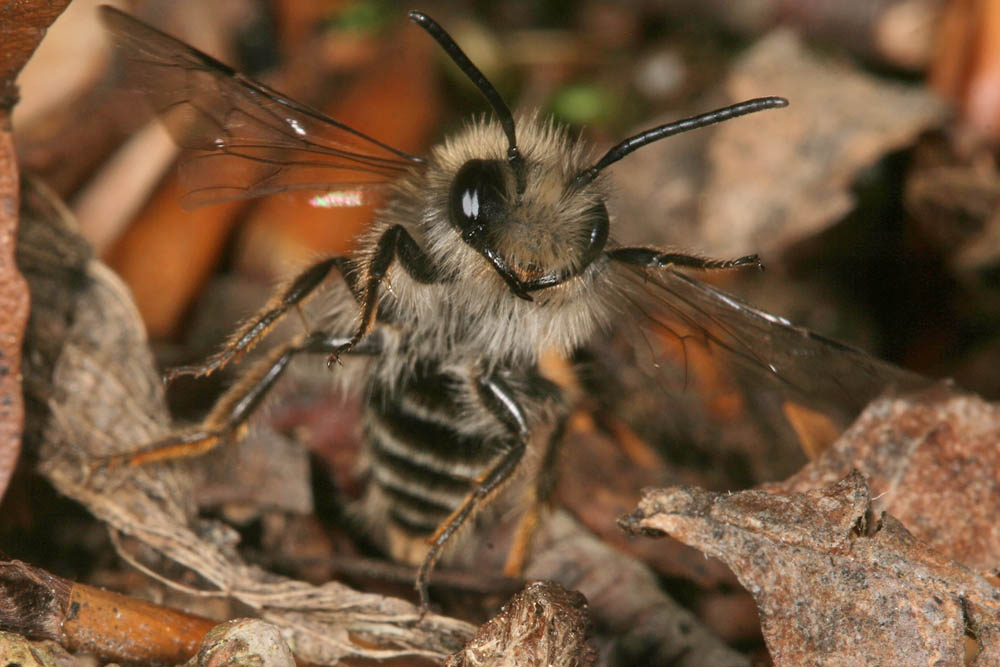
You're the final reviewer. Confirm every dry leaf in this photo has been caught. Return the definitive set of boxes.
[776,384,1000,573]
[621,472,1000,665]
[701,29,948,258]
[524,511,750,667]
[612,29,947,259]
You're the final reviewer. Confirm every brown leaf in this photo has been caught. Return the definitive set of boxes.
[621,472,1000,665]
[699,29,948,259]
[445,581,596,667]
[612,29,947,259]
[0,0,72,503]
[775,384,1000,573]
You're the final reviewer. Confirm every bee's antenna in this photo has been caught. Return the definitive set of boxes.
[575,96,788,186]
[409,11,526,191]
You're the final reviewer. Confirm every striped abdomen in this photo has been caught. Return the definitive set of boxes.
[363,361,512,539]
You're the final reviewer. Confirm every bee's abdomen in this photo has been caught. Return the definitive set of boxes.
[364,364,506,536]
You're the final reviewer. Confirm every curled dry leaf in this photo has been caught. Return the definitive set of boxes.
[775,384,1000,573]
[445,581,595,667]
[620,472,1000,665]
[17,176,474,663]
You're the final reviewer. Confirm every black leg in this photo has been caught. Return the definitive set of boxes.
[413,372,533,610]
[167,257,352,381]
[97,331,379,468]
[326,225,441,367]
[478,372,570,577]
[503,413,567,577]
[416,441,526,611]
[608,247,763,272]
[476,373,530,439]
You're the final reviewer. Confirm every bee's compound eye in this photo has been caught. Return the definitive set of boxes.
[579,202,610,268]
[448,159,508,238]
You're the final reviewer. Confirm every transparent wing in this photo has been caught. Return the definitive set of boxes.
[610,262,931,435]
[99,6,421,207]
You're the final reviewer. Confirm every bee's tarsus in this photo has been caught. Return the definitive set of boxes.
[608,247,766,273]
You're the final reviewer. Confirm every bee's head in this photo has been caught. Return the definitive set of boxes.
[410,11,786,302]
[443,128,609,301]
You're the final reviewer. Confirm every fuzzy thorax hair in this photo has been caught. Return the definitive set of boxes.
[347,114,625,370]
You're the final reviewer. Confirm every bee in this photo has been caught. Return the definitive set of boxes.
[98,7,923,609]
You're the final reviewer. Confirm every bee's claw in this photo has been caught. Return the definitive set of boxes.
[326,342,354,370]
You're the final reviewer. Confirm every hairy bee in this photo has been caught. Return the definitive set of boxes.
[99,7,921,608]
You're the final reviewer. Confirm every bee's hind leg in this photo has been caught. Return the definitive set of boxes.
[503,414,567,578]
[95,331,379,469]
[415,441,526,612]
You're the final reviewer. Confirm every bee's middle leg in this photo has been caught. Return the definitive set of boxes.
[168,257,351,381]
[97,331,378,468]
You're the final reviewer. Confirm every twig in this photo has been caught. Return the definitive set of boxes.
[0,558,216,664]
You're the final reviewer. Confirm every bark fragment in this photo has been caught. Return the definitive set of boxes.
[445,581,595,667]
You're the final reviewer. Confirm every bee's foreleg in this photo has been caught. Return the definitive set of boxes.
[328,225,439,366]
[167,257,351,381]
[607,247,763,272]
[95,331,379,469]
